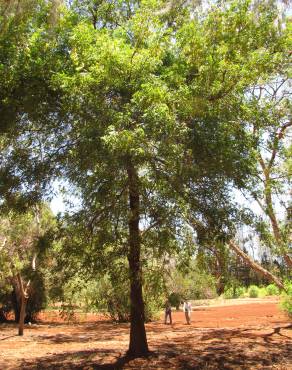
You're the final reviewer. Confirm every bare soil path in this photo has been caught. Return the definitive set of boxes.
[0,300,291,369]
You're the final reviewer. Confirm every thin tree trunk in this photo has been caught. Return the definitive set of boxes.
[258,154,292,269]
[12,279,21,323]
[228,240,285,290]
[18,294,28,336]
[126,160,149,357]
[265,187,292,268]
[16,274,30,336]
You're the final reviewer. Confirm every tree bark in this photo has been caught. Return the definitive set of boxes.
[258,151,292,269]
[126,160,149,357]
[16,274,29,336]
[228,240,285,290]
[18,294,28,336]
[265,184,292,268]
[12,281,21,323]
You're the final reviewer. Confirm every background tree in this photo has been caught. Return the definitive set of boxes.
[239,74,291,270]
[0,204,56,334]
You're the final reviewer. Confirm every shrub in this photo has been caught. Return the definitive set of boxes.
[281,295,292,318]
[80,265,165,322]
[188,272,217,300]
[258,287,267,298]
[266,284,279,296]
[281,281,292,318]
[168,268,217,302]
[144,300,161,322]
[90,275,131,322]
[223,287,233,299]
[107,293,131,322]
[248,285,259,298]
[237,286,246,298]
[223,286,245,299]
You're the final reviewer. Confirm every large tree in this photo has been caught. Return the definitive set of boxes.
[1,0,289,357]
[51,0,287,356]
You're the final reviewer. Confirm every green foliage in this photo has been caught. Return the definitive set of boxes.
[281,295,292,318]
[168,292,181,310]
[97,275,131,322]
[0,204,57,278]
[0,1,291,350]
[223,284,281,300]
[50,258,165,323]
[266,284,280,296]
[248,285,259,298]
[0,271,47,323]
[0,204,57,323]
[258,287,267,298]
[167,261,218,301]
[223,286,246,299]
[281,281,292,318]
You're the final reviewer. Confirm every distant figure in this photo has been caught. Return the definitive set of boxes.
[183,300,192,325]
[164,300,172,325]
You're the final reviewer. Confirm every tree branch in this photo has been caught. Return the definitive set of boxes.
[268,120,292,170]
[228,240,285,290]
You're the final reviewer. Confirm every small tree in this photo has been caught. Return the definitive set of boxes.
[0,204,55,335]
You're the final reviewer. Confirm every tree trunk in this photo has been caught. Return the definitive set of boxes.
[228,240,285,290]
[12,284,21,323]
[126,161,149,357]
[261,163,292,269]
[18,294,28,336]
[16,274,30,336]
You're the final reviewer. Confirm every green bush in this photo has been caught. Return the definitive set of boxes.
[237,286,246,298]
[79,264,165,322]
[144,299,161,322]
[168,267,217,302]
[188,272,217,299]
[266,284,279,296]
[223,286,245,299]
[281,295,292,318]
[281,281,292,318]
[248,285,259,298]
[258,287,267,298]
[56,262,165,323]
[89,275,131,322]
[223,287,233,299]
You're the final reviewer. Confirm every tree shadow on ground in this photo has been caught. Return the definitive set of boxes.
[18,324,292,369]
[20,349,131,370]
[32,322,129,344]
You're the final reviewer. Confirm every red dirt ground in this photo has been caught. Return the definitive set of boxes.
[0,300,291,369]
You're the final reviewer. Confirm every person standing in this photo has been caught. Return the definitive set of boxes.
[164,300,172,325]
[183,300,192,325]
